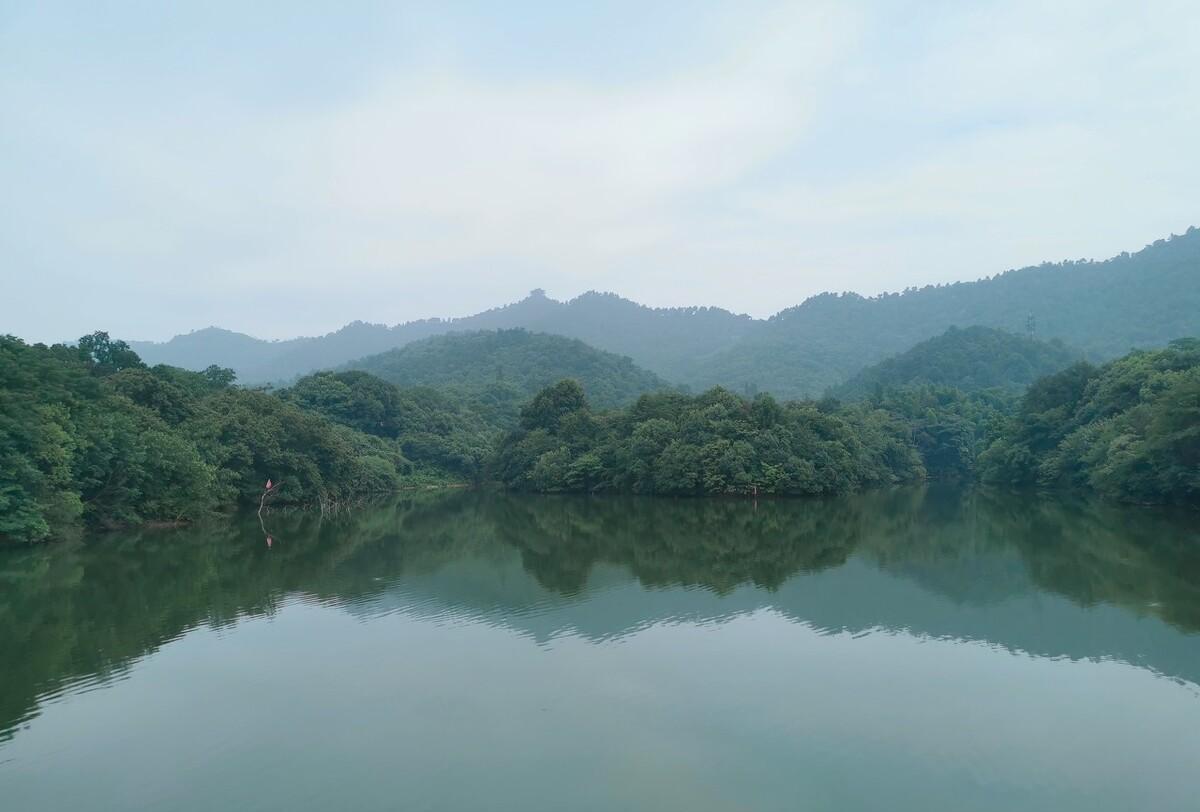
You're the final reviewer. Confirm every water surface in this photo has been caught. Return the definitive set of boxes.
[2,486,1199,811]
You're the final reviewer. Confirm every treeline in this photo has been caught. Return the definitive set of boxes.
[5,329,1197,543]
[980,338,1200,505]
[494,338,1200,507]
[0,334,496,542]
[493,381,928,495]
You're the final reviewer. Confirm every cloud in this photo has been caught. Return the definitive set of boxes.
[1,0,1197,342]
[727,0,1200,294]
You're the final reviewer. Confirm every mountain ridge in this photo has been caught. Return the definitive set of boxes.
[128,227,1200,396]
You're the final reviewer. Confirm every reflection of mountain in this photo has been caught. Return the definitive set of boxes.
[357,522,1200,690]
[3,487,1199,744]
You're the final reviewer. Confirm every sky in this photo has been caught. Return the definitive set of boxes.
[2,0,1198,343]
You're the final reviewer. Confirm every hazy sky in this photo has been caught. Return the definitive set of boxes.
[2,1,1197,343]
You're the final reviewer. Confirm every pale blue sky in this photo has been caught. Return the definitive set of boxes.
[2,0,1197,342]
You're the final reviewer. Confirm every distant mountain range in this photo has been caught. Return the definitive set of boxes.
[129,227,1200,397]
[129,289,756,387]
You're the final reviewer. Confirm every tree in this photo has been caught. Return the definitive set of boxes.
[980,340,1200,505]
[202,365,237,389]
[519,379,589,432]
[77,331,144,376]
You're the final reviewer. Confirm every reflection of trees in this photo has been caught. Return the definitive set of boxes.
[0,493,477,744]
[848,486,1200,630]
[487,490,927,595]
[978,491,1200,631]
[3,487,1199,745]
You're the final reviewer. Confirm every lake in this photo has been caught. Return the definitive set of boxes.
[2,486,1199,811]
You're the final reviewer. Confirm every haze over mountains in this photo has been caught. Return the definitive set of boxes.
[129,290,755,388]
[830,326,1081,401]
[130,228,1200,398]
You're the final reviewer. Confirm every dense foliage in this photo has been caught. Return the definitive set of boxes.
[280,370,497,481]
[344,328,672,425]
[830,326,1078,401]
[131,228,1199,396]
[494,381,925,496]
[487,333,1198,505]
[865,385,1016,480]
[0,335,457,542]
[6,322,1197,545]
[980,339,1200,505]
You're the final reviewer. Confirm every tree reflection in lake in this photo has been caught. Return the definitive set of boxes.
[2,485,1198,745]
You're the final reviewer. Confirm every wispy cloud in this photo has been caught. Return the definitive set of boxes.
[1,0,1196,341]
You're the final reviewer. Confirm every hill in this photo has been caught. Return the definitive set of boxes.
[830,326,1080,401]
[129,327,312,377]
[687,228,1200,398]
[131,291,754,385]
[980,338,1200,505]
[128,227,1200,394]
[343,329,672,424]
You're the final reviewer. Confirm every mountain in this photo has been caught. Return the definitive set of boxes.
[687,228,1200,398]
[344,329,672,414]
[128,327,309,377]
[130,291,753,385]
[128,227,1200,395]
[829,326,1080,401]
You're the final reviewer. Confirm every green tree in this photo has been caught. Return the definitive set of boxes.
[77,331,145,376]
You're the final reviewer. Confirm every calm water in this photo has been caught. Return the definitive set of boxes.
[2,486,1199,811]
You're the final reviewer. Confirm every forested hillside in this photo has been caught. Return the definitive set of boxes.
[980,338,1200,505]
[344,329,672,426]
[690,228,1200,397]
[128,228,1199,395]
[831,326,1079,401]
[0,334,488,543]
[279,370,499,481]
[8,330,1197,543]
[493,332,1200,506]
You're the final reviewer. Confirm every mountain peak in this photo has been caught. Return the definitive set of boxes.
[119,226,1198,393]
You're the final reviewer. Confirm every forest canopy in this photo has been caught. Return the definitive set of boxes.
[0,334,479,542]
[343,328,672,427]
[979,338,1200,505]
[4,324,1198,544]
[493,381,927,496]
[830,325,1079,401]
